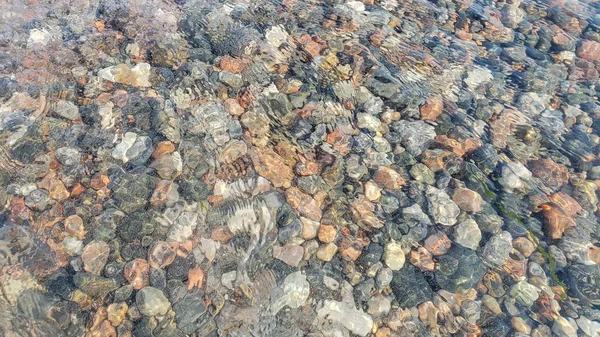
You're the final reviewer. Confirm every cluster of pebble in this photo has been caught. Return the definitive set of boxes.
[1,0,600,336]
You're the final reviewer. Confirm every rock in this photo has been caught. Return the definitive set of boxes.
[150,151,183,180]
[63,237,83,255]
[373,166,405,190]
[81,241,110,275]
[317,300,374,337]
[435,245,486,294]
[552,317,578,337]
[24,189,50,211]
[173,292,207,334]
[452,187,482,213]
[45,269,75,300]
[167,212,198,243]
[501,4,525,28]
[528,159,569,189]
[107,302,129,327]
[54,100,81,120]
[424,231,452,256]
[509,281,541,307]
[482,231,513,267]
[364,181,382,201]
[317,225,337,244]
[98,63,151,87]
[73,272,118,297]
[367,295,391,317]
[464,66,493,89]
[409,163,435,185]
[392,120,436,156]
[136,287,171,316]
[316,243,337,262]
[286,187,321,221]
[356,113,383,132]
[426,186,460,226]
[151,141,175,159]
[55,147,81,166]
[420,96,443,121]
[390,264,433,308]
[383,241,405,271]
[270,271,310,314]
[273,245,304,267]
[250,147,294,189]
[576,316,600,336]
[566,264,600,306]
[124,258,150,290]
[577,40,600,61]
[148,241,176,269]
[453,219,482,250]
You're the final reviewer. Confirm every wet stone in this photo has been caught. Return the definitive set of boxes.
[482,231,513,267]
[173,292,207,334]
[426,186,460,226]
[136,286,171,316]
[435,245,486,295]
[453,219,481,250]
[390,264,433,308]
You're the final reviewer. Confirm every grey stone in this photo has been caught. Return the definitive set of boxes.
[390,264,433,308]
[54,100,81,120]
[436,245,486,295]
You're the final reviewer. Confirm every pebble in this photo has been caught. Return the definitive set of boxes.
[453,219,482,250]
[552,316,578,337]
[482,231,513,267]
[136,287,171,316]
[383,241,405,271]
[270,271,310,314]
[426,186,460,226]
[317,300,374,337]
[316,243,338,262]
[509,281,541,307]
[273,245,304,267]
[2,0,600,335]
[54,100,81,120]
[452,187,482,213]
[81,241,110,276]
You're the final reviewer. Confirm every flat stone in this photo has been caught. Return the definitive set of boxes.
[390,264,433,308]
[54,100,81,120]
[273,245,304,267]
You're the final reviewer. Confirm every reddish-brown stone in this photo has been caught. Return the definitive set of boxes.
[124,258,149,290]
[577,40,600,61]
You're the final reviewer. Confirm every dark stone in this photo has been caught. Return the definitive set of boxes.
[45,269,75,300]
[357,243,384,270]
[73,272,119,297]
[11,139,45,164]
[173,292,207,334]
[150,268,167,289]
[276,203,298,228]
[133,317,155,337]
[391,264,433,308]
[435,245,486,295]
[167,256,192,281]
[114,285,134,302]
[482,318,510,337]
[277,219,302,244]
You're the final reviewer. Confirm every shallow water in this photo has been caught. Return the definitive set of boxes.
[1,0,600,336]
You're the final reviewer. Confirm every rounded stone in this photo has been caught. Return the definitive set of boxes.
[136,287,171,316]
